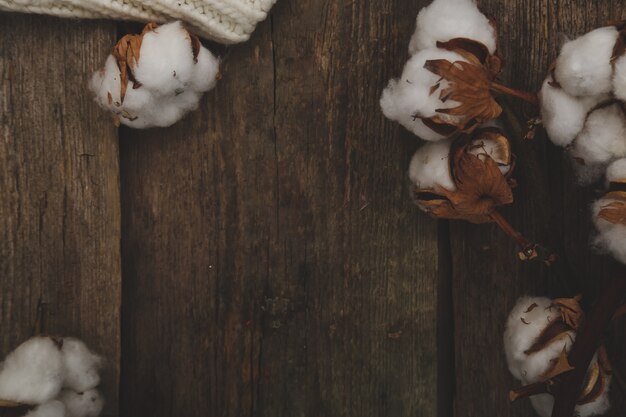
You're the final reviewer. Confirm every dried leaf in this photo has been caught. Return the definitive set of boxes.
[521,317,530,325]
[424,58,502,130]
[598,200,626,225]
[540,347,574,380]
[553,295,584,330]
[440,138,513,217]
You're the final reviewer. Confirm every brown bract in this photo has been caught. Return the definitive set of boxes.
[598,190,626,225]
[111,22,201,103]
[414,128,514,223]
[421,38,504,134]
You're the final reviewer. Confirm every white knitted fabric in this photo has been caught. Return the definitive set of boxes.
[0,0,276,44]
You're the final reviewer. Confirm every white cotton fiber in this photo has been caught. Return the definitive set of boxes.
[605,158,626,183]
[24,400,66,417]
[60,339,102,392]
[539,75,608,147]
[132,21,200,95]
[380,48,466,141]
[592,197,626,265]
[408,139,455,191]
[90,21,220,129]
[503,297,575,383]
[59,389,104,417]
[570,104,626,183]
[408,0,496,55]
[613,54,626,102]
[0,337,63,404]
[554,27,619,97]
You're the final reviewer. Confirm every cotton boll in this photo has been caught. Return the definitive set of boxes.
[24,400,66,417]
[554,27,619,96]
[570,104,626,183]
[605,158,626,183]
[408,139,455,191]
[381,48,466,141]
[0,337,63,404]
[132,21,198,95]
[59,390,104,417]
[503,297,575,383]
[408,0,496,55]
[60,339,102,392]
[539,75,607,147]
[592,198,626,264]
[90,22,220,129]
[614,54,626,102]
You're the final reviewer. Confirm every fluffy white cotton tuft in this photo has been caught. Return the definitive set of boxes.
[503,297,574,383]
[554,26,618,97]
[381,48,466,141]
[592,197,626,264]
[0,337,63,404]
[539,75,608,147]
[59,389,104,417]
[90,21,220,129]
[60,339,102,392]
[408,139,456,191]
[408,0,497,55]
[614,54,626,102]
[605,158,626,183]
[570,103,626,184]
[24,400,67,417]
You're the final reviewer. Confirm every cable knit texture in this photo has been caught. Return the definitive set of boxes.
[0,0,277,44]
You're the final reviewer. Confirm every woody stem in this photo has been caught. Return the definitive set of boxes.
[509,381,551,402]
[489,210,532,249]
[491,82,539,106]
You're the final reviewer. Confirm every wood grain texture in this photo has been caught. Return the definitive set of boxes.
[448,1,626,417]
[0,14,121,417]
[119,1,439,416]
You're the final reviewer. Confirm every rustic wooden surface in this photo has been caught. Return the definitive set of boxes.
[0,15,121,417]
[2,1,626,417]
[119,1,439,416]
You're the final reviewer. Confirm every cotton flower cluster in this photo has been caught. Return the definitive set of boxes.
[591,158,626,264]
[0,337,104,417]
[504,297,611,417]
[380,0,511,141]
[90,21,220,129]
[540,24,626,184]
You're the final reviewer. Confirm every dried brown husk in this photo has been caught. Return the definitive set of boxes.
[0,400,33,417]
[419,38,504,134]
[577,345,612,405]
[598,189,626,226]
[413,128,515,223]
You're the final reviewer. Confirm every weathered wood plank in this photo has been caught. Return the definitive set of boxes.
[449,1,626,416]
[119,1,439,416]
[0,14,121,416]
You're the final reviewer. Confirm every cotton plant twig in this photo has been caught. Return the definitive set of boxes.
[489,210,558,264]
[491,82,539,106]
